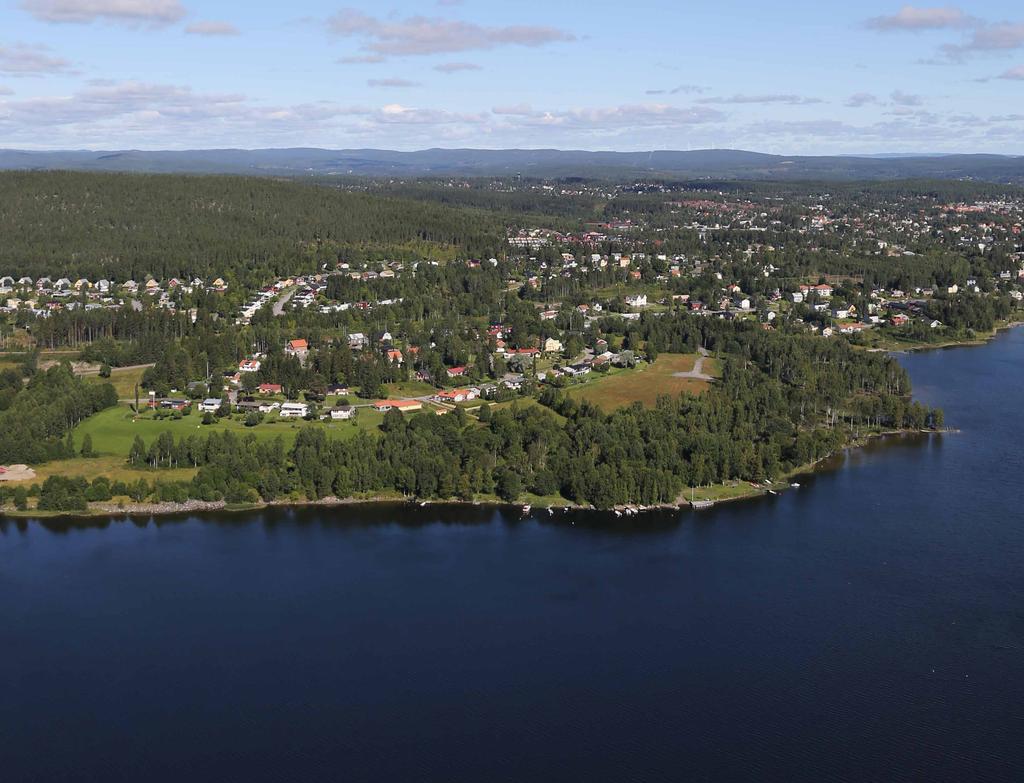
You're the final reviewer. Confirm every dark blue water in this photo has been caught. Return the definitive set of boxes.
[3,330,1023,782]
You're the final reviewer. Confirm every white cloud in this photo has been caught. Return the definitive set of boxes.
[20,0,186,26]
[491,103,726,130]
[367,78,421,88]
[0,43,73,76]
[890,90,924,106]
[697,94,823,105]
[845,92,879,107]
[865,6,973,31]
[943,23,1024,59]
[434,62,481,73]
[338,54,386,64]
[0,85,13,95]
[998,65,1024,80]
[327,9,574,56]
[645,84,703,96]
[185,21,239,37]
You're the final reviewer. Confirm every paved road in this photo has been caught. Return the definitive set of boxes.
[272,288,295,317]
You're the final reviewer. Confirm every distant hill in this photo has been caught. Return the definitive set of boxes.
[2,147,1024,182]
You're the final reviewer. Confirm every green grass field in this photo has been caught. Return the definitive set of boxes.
[72,403,386,459]
[383,380,436,397]
[82,365,150,398]
[565,354,715,410]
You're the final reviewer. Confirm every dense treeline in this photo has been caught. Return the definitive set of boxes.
[0,364,118,463]
[0,172,507,285]
[120,317,940,509]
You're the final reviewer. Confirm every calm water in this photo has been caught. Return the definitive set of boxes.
[2,330,1023,783]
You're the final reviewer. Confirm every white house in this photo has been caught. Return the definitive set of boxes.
[279,402,309,418]
[625,294,648,308]
[200,398,222,413]
[330,405,355,421]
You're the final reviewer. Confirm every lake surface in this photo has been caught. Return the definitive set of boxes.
[2,330,1023,782]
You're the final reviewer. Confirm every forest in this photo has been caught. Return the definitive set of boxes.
[0,364,118,464]
[0,171,509,286]
[25,315,941,512]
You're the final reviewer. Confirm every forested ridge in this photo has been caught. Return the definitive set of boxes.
[0,172,507,285]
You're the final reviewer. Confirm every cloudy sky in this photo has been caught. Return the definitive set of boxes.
[1,1,1023,153]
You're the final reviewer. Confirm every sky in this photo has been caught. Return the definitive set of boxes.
[0,1,1023,153]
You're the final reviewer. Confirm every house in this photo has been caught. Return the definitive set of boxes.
[434,388,479,403]
[890,314,910,327]
[625,294,648,308]
[789,291,805,303]
[373,399,423,413]
[285,339,308,359]
[543,338,563,354]
[385,348,404,364]
[348,332,368,350]
[258,383,283,395]
[279,402,309,418]
[563,364,591,377]
[239,359,261,373]
[446,366,467,378]
[799,284,833,299]
[160,399,188,411]
[330,405,355,421]
[199,398,222,413]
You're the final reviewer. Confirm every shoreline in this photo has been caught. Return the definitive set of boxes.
[865,319,1024,354]
[0,429,948,524]
[4,326,1010,527]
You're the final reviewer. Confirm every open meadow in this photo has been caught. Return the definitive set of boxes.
[566,353,717,410]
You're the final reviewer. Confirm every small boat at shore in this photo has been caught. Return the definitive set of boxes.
[522,504,531,515]
[790,483,801,489]
[691,500,715,510]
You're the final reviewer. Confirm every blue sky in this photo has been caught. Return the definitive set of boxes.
[1,1,1023,152]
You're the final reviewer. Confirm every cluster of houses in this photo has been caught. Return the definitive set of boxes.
[0,274,226,318]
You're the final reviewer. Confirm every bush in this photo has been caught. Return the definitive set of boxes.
[13,486,28,511]
[99,364,112,378]
[85,477,113,502]
[202,412,216,425]
[37,475,88,512]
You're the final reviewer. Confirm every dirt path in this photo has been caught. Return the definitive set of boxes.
[672,347,714,381]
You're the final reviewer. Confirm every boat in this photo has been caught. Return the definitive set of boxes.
[691,500,715,510]
[547,508,554,516]
[790,483,801,488]
[614,510,622,517]
[522,504,531,515]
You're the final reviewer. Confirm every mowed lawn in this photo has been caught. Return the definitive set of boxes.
[74,403,386,459]
[566,354,715,411]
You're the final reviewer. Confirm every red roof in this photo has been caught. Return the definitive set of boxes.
[287,339,308,351]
